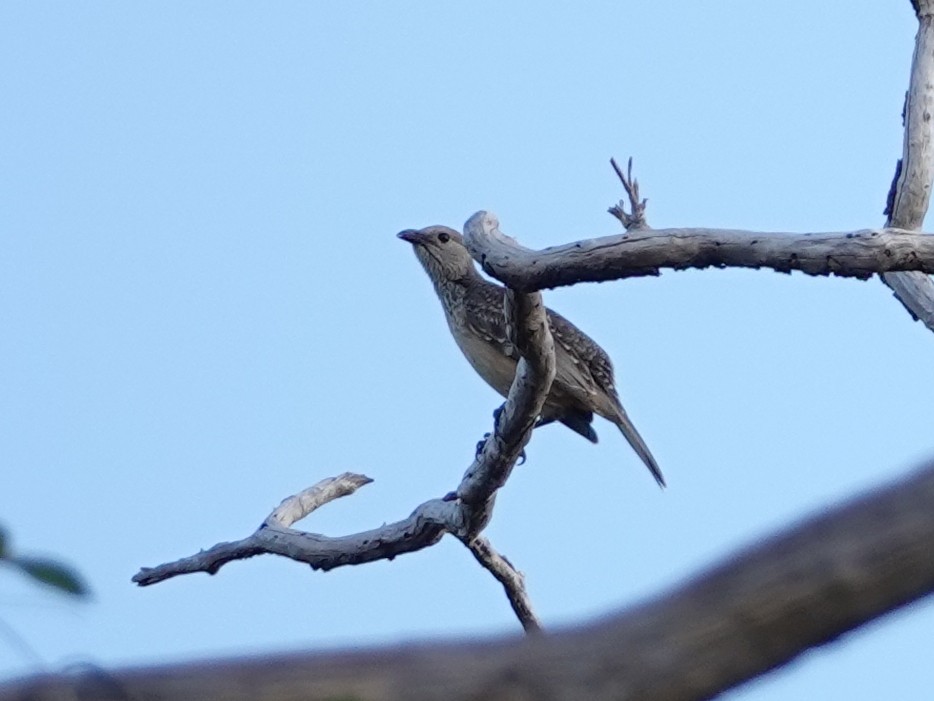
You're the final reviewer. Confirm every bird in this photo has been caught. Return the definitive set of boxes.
[398,225,665,487]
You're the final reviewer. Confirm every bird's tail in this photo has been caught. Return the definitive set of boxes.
[611,408,666,488]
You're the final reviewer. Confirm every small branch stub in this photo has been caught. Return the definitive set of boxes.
[608,157,648,230]
[458,211,556,508]
[268,472,373,528]
[466,536,541,633]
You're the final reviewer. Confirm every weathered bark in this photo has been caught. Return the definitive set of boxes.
[882,1,934,328]
[464,224,934,292]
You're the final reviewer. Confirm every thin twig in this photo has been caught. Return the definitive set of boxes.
[465,536,541,633]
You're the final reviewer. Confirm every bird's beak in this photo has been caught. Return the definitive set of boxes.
[397,229,424,245]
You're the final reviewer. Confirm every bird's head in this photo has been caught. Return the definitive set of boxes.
[397,226,479,283]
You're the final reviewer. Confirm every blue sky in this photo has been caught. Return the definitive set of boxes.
[1,2,931,698]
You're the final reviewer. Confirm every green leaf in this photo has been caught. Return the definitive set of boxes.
[12,556,89,597]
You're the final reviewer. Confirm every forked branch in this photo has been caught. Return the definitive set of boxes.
[134,217,555,633]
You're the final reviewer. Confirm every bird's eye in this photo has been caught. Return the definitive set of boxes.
[438,232,450,243]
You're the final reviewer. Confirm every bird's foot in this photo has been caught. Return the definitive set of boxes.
[475,432,492,458]
[492,403,506,430]
[474,430,526,465]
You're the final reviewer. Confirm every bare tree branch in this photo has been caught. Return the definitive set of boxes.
[468,3,933,303]
[132,474,454,585]
[462,223,934,292]
[119,3,934,694]
[20,460,934,701]
[134,218,555,628]
[881,1,934,328]
[465,536,541,634]
[458,211,556,508]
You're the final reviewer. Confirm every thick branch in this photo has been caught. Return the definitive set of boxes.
[881,3,934,328]
[888,3,934,229]
[465,224,934,292]
[456,211,556,509]
[24,461,934,701]
[267,473,374,527]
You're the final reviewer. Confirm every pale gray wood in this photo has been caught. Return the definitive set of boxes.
[457,211,556,507]
[131,473,448,582]
[268,472,373,527]
[882,2,934,329]
[463,221,934,292]
[134,472,540,634]
[467,536,541,633]
[888,3,934,228]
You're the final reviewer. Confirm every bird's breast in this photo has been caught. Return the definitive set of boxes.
[447,318,517,397]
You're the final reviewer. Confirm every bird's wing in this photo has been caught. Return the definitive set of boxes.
[463,291,619,399]
[547,308,619,402]
[463,283,520,360]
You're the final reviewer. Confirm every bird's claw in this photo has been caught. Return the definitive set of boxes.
[476,404,527,464]
[493,403,506,430]
[475,431,527,465]
[475,432,492,458]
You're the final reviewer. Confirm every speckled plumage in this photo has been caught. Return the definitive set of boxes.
[398,225,664,487]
